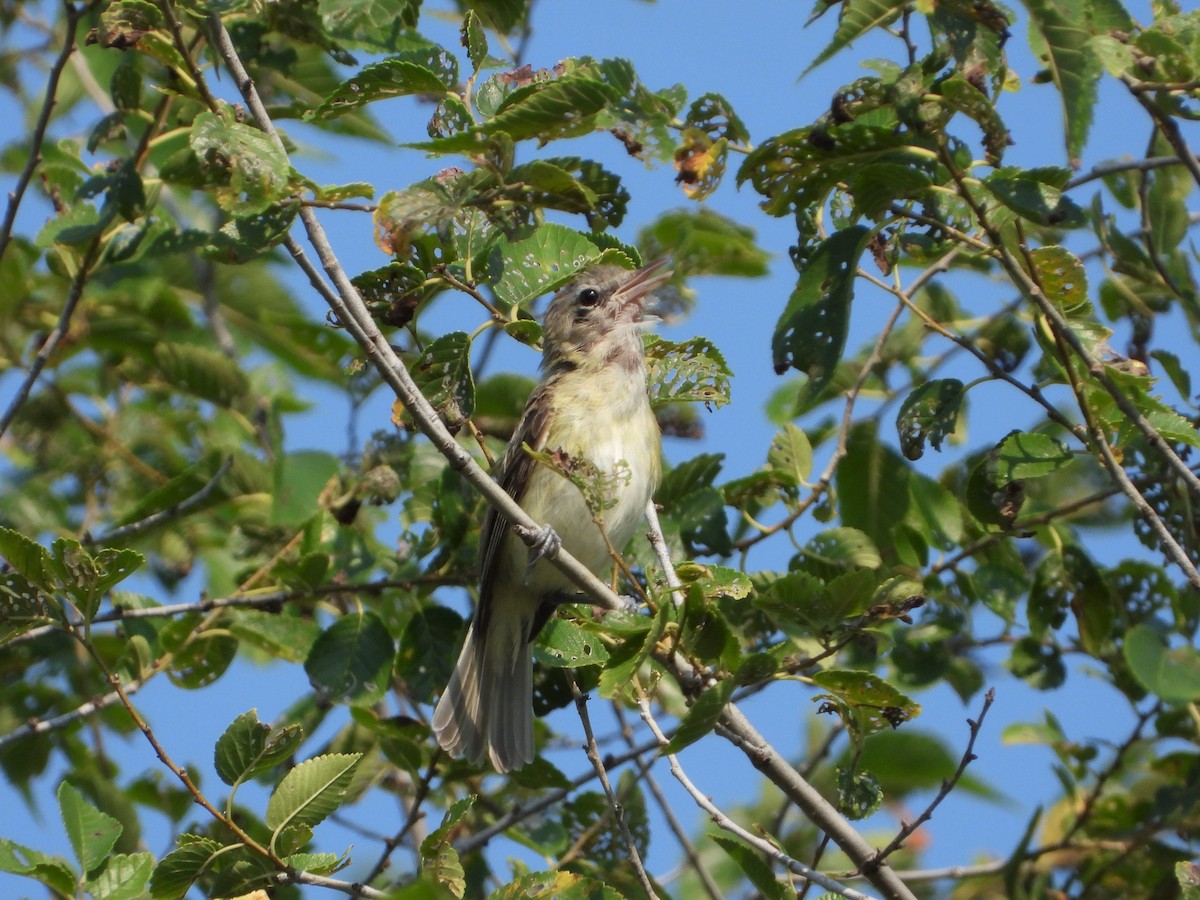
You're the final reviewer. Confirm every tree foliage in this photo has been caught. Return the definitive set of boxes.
[1,0,1200,898]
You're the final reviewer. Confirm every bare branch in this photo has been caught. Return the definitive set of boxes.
[864,688,995,872]
[571,678,659,899]
[636,694,878,900]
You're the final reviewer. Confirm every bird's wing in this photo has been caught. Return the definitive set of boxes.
[475,380,555,632]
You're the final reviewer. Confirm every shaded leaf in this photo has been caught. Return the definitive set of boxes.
[897,378,964,460]
[664,679,735,753]
[1124,625,1200,704]
[214,710,304,787]
[304,611,395,706]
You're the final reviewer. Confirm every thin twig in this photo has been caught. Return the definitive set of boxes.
[362,756,442,885]
[94,457,234,544]
[0,234,102,439]
[636,693,877,900]
[863,689,995,873]
[0,0,92,263]
[571,678,659,899]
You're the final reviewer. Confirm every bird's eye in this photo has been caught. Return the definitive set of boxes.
[578,288,600,307]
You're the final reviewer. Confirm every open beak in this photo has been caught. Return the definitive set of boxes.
[613,259,672,316]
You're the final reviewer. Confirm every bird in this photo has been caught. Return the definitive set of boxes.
[432,261,669,771]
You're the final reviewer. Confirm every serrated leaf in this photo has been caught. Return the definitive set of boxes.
[308,55,457,121]
[664,679,735,753]
[534,618,611,668]
[86,851,153,900]
[994,432,1074,484]
[805,0,908,74]
[772,227,871,398]
[59,782,122,874]
[485,76,619,142]
[189,110,292,216]
[214,710,304,787]
[149,835,222,900]
[644,335,732,408]
[407,331,475,428]
[304,611,395,706]
[0,838,78,897]
[421,796,474,898]
[461,9,488,71]
[897,378,964,460]
[1023,0,1100,163]
[0,526,52,590]
[265,753,362,836]
[153,342,249,406]
[490,223,606,308]
[0,571,52,643]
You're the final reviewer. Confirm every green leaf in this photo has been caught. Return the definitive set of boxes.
[408,331,475,429]
[0,838,77,897]
[265,753,362,835]
[485,76,619,141]
[994,431,1074,484]
[1177,861,1200,899]
[149,835,222,900]
[189,110,293,215]
[984,169,1085,228]
[489,223,609,309]
[59,782,122,875]
[664,679,735,753]
[304,610,395,706]
[767,423,813,486]
[1123,625,1200,704]
[896,378,964,460]
[86,852,154,900]
[421,796,474,899]
[644,335,732,409]
[308,54,457,121]
[1029,245,1089,317]
[153,342,249,406]
[1023,0,1100,163]
[772,227,872,398]
[461,9,488,71]
[0,525,53,589]
[0,571,52,643]
[214,710,304,787]
[535,618,612,668]
[488,871,626,899]
[837,767,883,820]
[638,207,768,278]
[395,606,464,704]
[805,0,908,74]
[711,836,789,900]
[811,670,921,737]
[271,450,340,526]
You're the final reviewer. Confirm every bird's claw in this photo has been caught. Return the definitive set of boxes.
[526,523,562,577]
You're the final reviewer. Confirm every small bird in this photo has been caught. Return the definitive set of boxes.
[432,261,668,771]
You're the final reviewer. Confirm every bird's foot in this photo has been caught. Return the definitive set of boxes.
[525,523,561,577]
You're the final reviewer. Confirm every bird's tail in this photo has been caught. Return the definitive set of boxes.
[432,615,534,772]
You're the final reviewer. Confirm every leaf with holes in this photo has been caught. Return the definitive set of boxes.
[811,670,921,738]
[535,618,611,668]
[489,223,613,309]
[308,51,459,120]
[189,110,293,216]
[406,331,475,430]
[421,796,473,898]
[1029,246,1089,317]
[644,335,732,409]
[897,379,964,460]
[772,226,871,398]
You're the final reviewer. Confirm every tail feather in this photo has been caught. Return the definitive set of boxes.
[432,617,535,772]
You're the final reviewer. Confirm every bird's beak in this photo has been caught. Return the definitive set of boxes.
[613,259,672,314]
